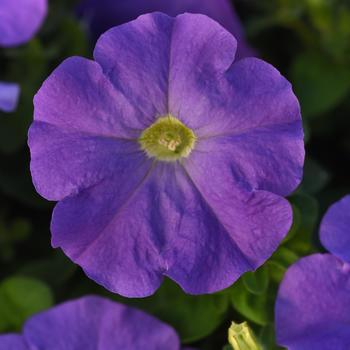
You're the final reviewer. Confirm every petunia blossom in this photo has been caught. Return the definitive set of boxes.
[0,295,192,350]
[0,0,47,47]
[275,195,350,350]
[29,13,304,297]
[0,0,47,113]
[77,0,255,59]
[0,82,20,113]
[320,194,350,263]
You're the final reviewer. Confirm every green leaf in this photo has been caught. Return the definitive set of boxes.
[222,345,232,350]
[0,40,48,153]
[282,204,302,243]
[287,194,319,255]
[0,152,48,207]
[299,158,330,194]
[266,260,286,285]
[18,251,77,288]
[0,276,53,332]
[291,52,350,118]
[271,246,299,267]
[228,280,271,326]
[9,218,31,240]
[48,16,89,58]
[0,217,32,262]
[242,266,269,295]
[306,0,333,33]
[306,1,350,59]
[268,246,299,283]
[291,194,318,232]
[117,278,229,343]
[259,324,282,350]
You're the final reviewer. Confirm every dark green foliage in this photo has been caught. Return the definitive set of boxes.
[1,0,350,348]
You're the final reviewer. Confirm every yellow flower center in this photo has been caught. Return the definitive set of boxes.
[139,115,196,161]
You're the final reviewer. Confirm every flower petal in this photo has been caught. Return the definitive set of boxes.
[23,296,180,350]
[29,121,148,201]
[33,56,147,139]
[78,0,254,59]
[172,56,304,195]
[0,0,47,47]
[93,12,238,123]
[0,335,28,350]
[190,120,304,196]
[30,56,153,201]
[320,195,350,263]
[52,162,290,296]
[93,12,174,118]
[51,166,163,298]
[180,152,293,289]
[0,82,20,113]
[171,55,302,139]
[171,163,292,293]
[168,13,237,128]
[275,254,350,350]
[167,192,291,293]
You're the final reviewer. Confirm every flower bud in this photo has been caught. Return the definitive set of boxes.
[228,321,261,350]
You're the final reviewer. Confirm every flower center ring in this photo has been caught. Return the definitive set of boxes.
[139,115,196,161]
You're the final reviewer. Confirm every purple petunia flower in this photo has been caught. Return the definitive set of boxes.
[275,195,350,350]
[0,0,47,47]
[77,0,255,60]
[0,82,20,113]
[320,195,350,263]
[0,0,47,113]
[29,13,304,297]
[0,295,193,350]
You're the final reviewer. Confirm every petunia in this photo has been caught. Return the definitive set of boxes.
[0,0,47,47]
[275,195,350,350]
[0,295,193,350]
[29,13,304,297]
[77,0,255,60]
[0,0,47,113]
[319,195,350,263]
[0,82,20,113]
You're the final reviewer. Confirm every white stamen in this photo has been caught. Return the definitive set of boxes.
[158,137,181,151]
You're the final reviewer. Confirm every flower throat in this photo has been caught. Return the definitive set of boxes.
[139,115,196,161]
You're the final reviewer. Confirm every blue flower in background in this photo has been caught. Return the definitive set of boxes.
[0,0,47,47]
[0,0,47,113]
[0,82,20,113]
[275,195,350,350]
[77,0,255,60]
[0,295,194,350]
[320,195,350,263]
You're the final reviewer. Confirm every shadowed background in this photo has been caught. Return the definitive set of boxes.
[1,0,350,348]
